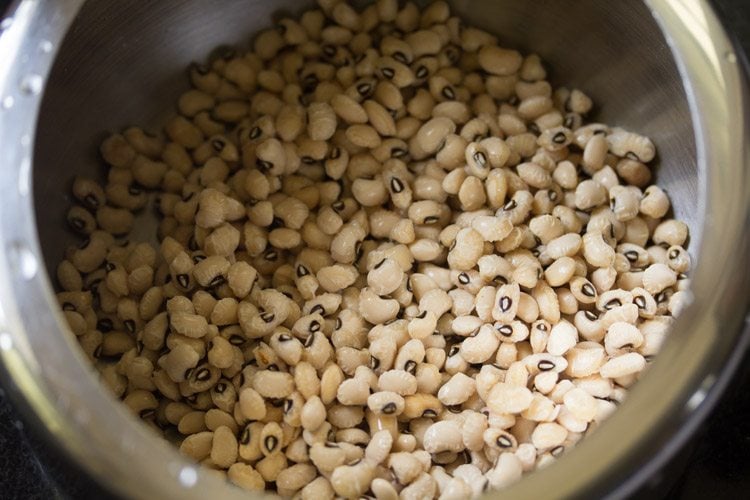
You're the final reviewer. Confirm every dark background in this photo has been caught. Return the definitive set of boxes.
[1,1,749,498]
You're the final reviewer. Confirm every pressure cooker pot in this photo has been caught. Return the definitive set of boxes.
[0,0,748,498]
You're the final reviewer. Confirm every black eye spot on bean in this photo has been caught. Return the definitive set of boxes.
[325,146,341,161]
[499,296,512,312]
[389,177,405,193]
[283,398,293,414]
[264,250,278,261]
[209,275,226,288]
[326,317,339,333]
[374,258,387,270]
[625,151,640,161]
[124,319,136,334]
[415,65,428,79]
[263,435,279,453]
[404,275,413,293]
[472,151,487,167]
[503,199,517,211]
[668,249,680,260]
[68,216,86,232]
[257,159,274,172]
[370,356,380,370]
[448,345,460,357]
[536,322,548,332]
[633,296,646,309]
[310,304,325,316]
[448,404,462,413]
[528,123,541,135]
[249,126,262,140]
[604,298,621,310]
[240,426,252,445]
[302,74,319,93]
[538,360,555,371]
[497,324,513,337]
[267,364,280,372]
[214,382,227,394]
[382,402,397,414]
[445,47,459,63]
[584,310,598,321]
[582,283,596,297]
[624,251,639,263]
[422,409,438,418]
[551,445,565,457]
[389,145,407,157]
[381,67,395,79]
[83,193,100,210]
[393,51,409,65]
[423,215,439,224]
[404,360,417,375]
[356,82,372,96]
[304,332,316,348]
[195,368,211,381]
[296,264,309,278]
[229,335,245,346]
[458,273,470,285]
[139,408,155,419]
[441,86,455,100]
[260,312,275,323]
[176,274,190,288]
[497,435,513,448]
[309,320,321,333]
[331,200,345,212]
[93,345,103,359]
[552,131,567,144]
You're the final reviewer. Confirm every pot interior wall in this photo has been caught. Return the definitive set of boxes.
[34,0,698,317]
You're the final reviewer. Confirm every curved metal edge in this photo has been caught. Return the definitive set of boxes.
[0,2,748,500]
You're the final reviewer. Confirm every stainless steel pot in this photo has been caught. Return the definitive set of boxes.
[0,1,749,498]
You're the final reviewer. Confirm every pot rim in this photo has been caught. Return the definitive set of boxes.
[0,1,748,499]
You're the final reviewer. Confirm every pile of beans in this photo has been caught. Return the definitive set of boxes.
[54,0,692,497]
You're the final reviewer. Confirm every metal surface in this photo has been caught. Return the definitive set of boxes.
[0,0,748,499]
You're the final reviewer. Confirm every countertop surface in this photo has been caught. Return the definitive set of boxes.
[1,0,749,499]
